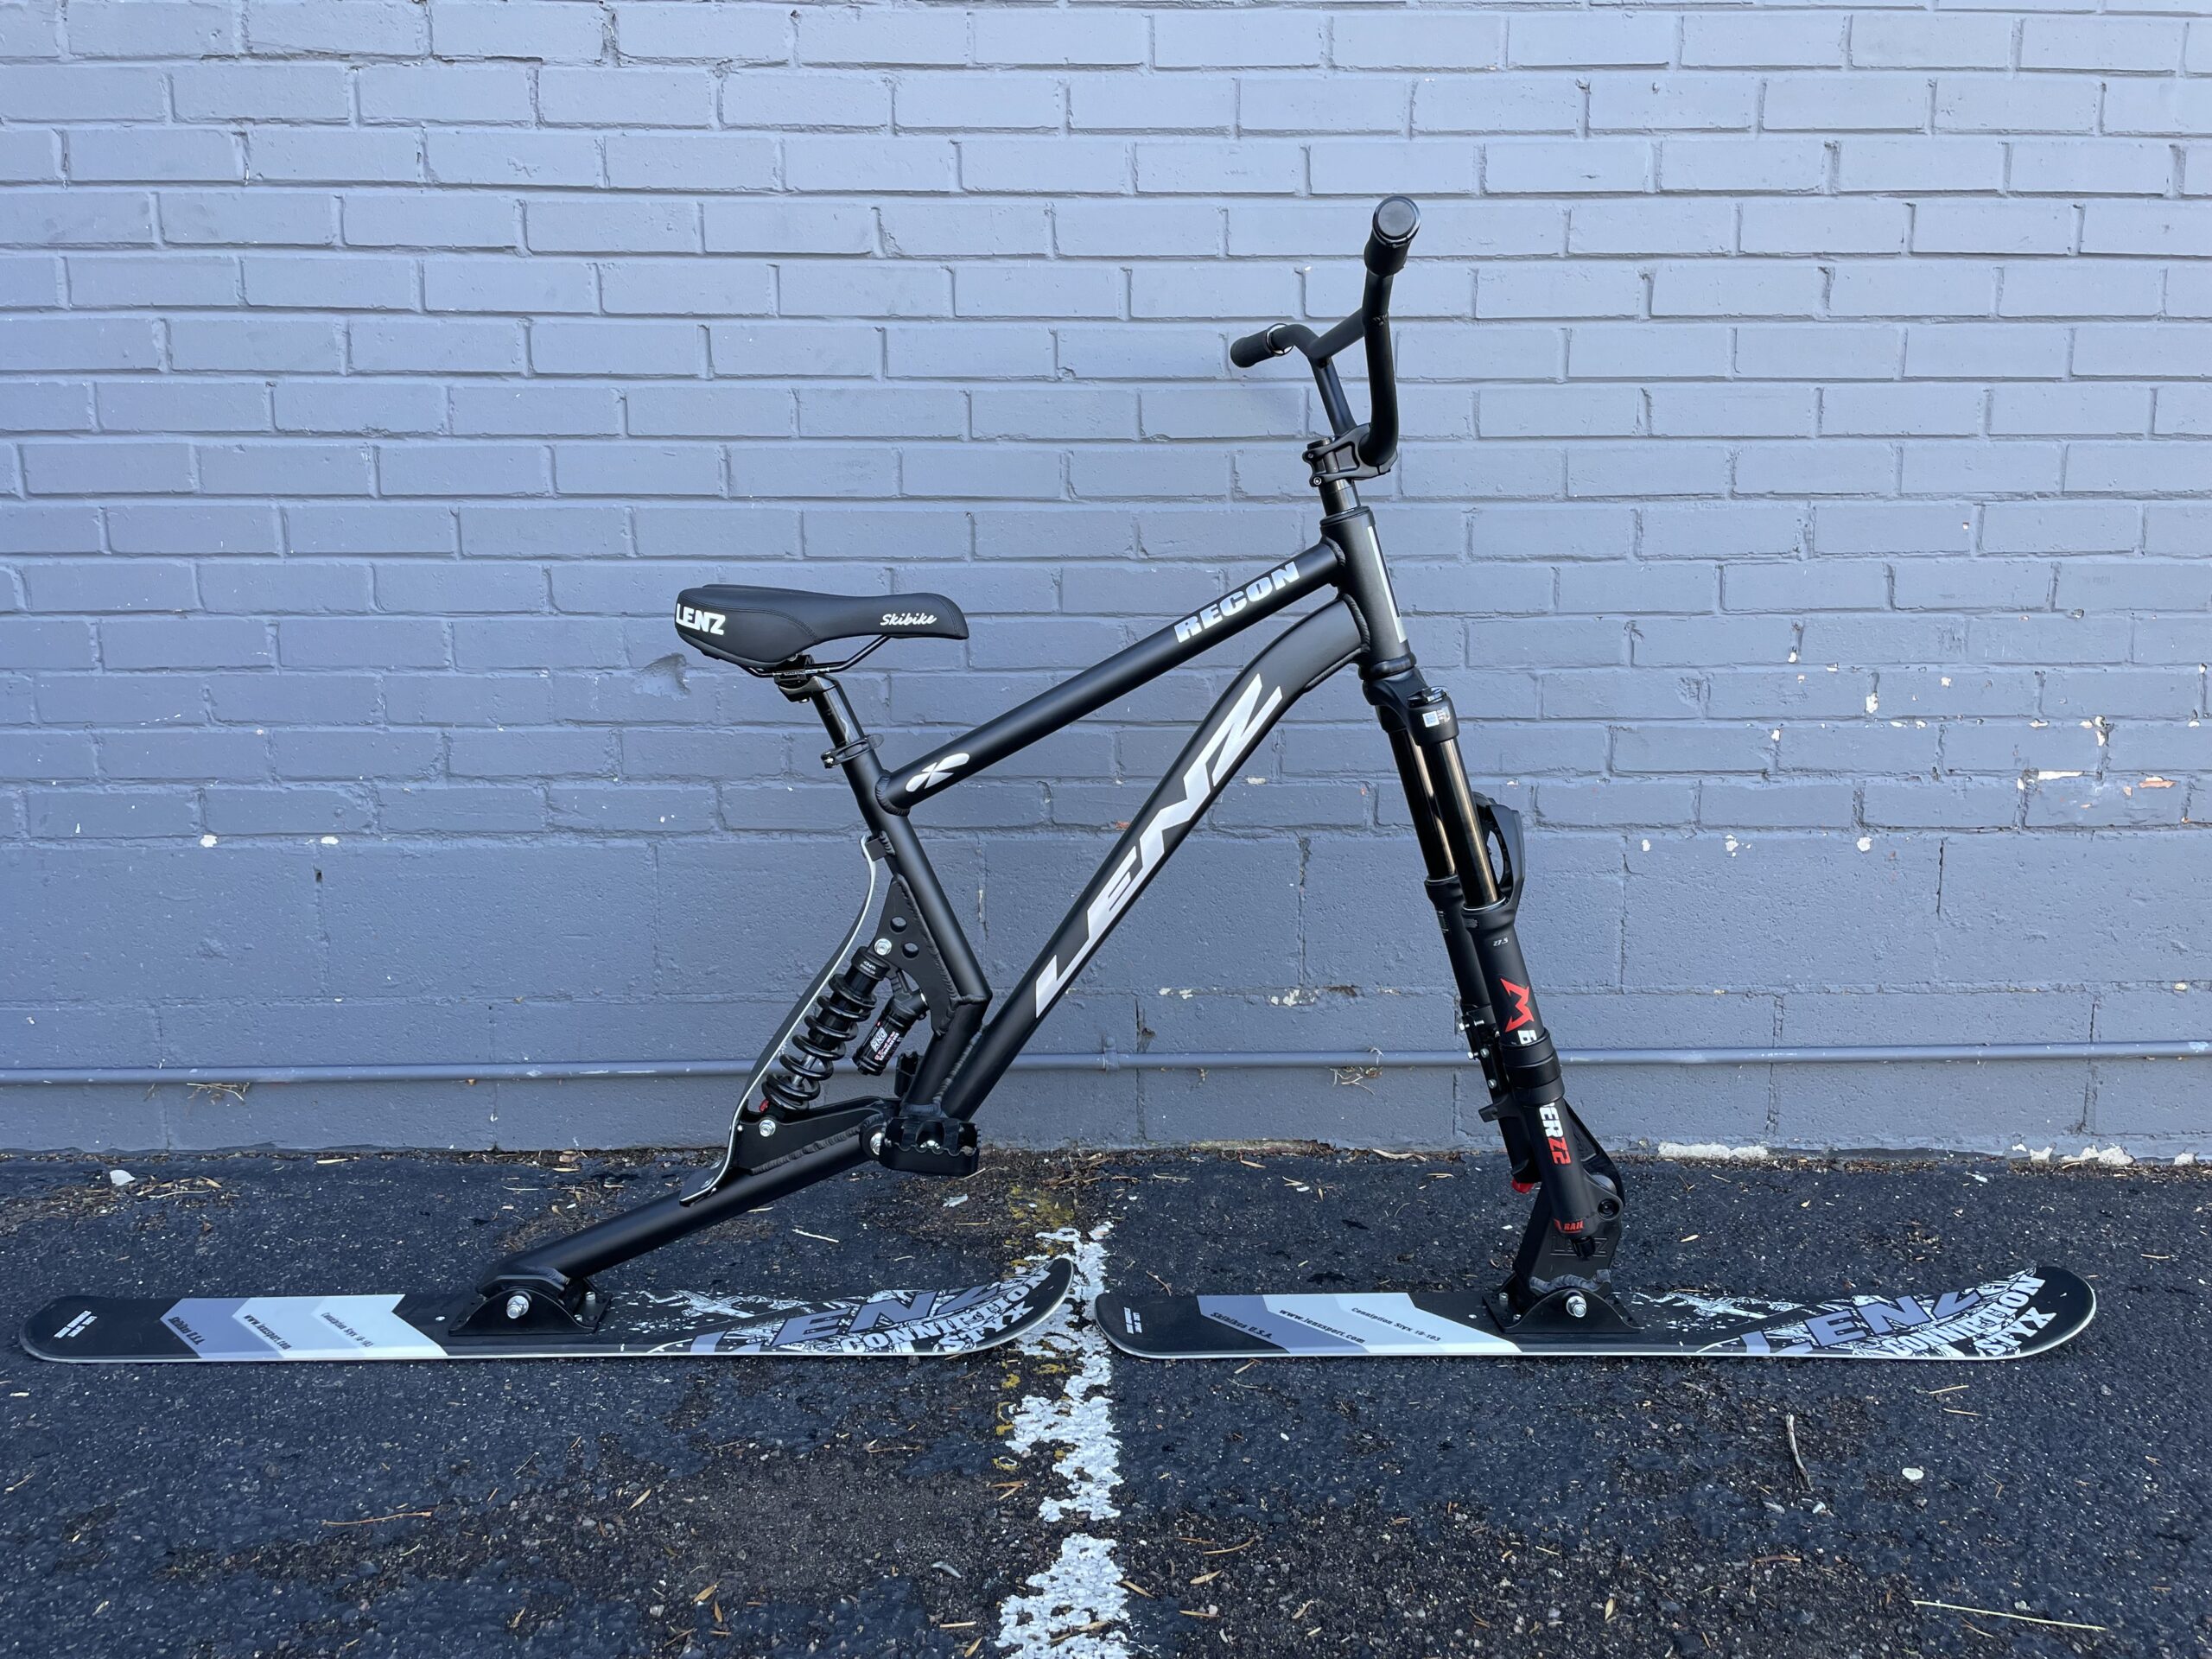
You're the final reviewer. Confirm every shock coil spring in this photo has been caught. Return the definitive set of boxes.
[759,945,893,1115]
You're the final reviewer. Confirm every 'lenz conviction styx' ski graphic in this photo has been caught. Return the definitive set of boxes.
[24,1257,1072,1364]
[1096,1263,2094,1362]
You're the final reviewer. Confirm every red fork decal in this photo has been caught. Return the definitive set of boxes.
[1498,977,1535,1033]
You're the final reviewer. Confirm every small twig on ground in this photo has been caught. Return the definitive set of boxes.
[321,1508,434,1528]
[1911,1600,2107,1633]
[1785,1413,1810,1489]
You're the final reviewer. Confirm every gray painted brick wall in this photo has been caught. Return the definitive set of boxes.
[3,1,2209,1158]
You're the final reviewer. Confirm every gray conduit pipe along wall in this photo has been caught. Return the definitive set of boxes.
[4,1039,2207,1089]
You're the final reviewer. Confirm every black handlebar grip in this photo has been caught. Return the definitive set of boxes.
[1363,194,1421,278]
[1230,327,1281,368]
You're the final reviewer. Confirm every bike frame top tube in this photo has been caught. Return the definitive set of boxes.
[881,540,1342,812]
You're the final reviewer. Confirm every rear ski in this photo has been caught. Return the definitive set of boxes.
[1095,1262,2094,1362]
[24,1256,1072,1364]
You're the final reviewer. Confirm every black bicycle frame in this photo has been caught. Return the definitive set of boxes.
[470,195,1629,1339]
[477,534,1373,1315]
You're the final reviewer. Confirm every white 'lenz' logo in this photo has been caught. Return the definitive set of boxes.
[675,604,726,636]
[1033,672,1283,1016]
[881,612,937,627]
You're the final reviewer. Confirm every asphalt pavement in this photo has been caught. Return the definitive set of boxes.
[0,1144,2203,1658]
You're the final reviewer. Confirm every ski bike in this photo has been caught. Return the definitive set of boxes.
[25,198,2090,1368]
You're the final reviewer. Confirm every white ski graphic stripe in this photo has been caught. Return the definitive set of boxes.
[1274,1294,1516,1355]
[161,1295,444,1360]
[246,1295,442,1357]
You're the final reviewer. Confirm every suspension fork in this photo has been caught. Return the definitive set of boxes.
[1364,664,1625,1318]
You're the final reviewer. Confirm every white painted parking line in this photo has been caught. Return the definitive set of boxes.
[995,1224,1129,1659]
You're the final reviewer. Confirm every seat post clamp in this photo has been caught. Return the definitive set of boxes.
[823,734,877,768]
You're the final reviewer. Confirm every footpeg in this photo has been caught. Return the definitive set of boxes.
[874,1107,980,1177]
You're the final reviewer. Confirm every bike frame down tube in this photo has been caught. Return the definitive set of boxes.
[935,598,1368,1122]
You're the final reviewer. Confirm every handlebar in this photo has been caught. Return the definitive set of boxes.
[1230,195,1420,473]
[1365,192,1419,277]
[1227,327,1281,372]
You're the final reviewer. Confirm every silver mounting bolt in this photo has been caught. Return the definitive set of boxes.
[1565,1293,1589,1319]
[868,1129,885,1156]
[756,1116,777,1138]
[504,1293,531,1320]
[874,938,893,956]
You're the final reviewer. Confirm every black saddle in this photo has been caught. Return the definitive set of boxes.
[674,584,967,671]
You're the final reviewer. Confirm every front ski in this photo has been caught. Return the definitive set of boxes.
[1095,1262,2093,1362]
[23,1256,1072,1364]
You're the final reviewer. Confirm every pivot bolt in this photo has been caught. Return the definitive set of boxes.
[504,1293,531,1321]
[873,938,893,956]
[756,1116,777,1138]
[1565,1293,1589,1320]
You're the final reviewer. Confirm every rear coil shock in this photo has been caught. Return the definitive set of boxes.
[759,945,893,1115]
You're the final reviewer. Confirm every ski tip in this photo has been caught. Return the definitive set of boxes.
[1090,1290,1269,1361]
[22,1296,102,1363]
[1090,1294,1141,1357]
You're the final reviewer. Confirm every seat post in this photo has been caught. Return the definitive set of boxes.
[776,663,892,823]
